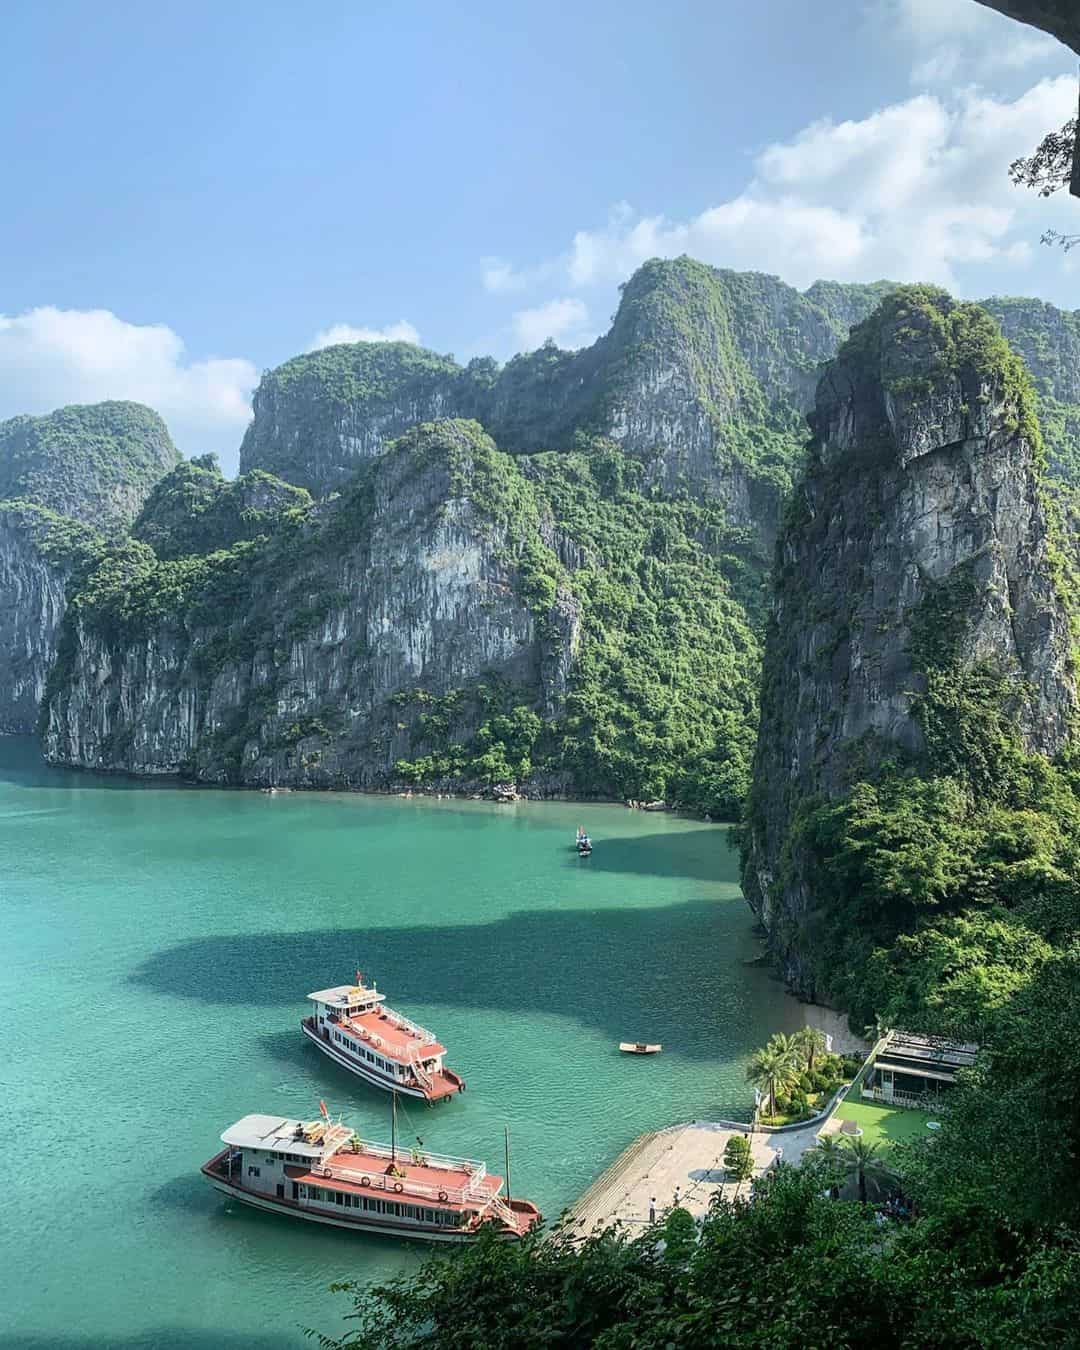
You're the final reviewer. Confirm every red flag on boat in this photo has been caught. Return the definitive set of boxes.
[319,1099,329,1120]
[356,969,363,986]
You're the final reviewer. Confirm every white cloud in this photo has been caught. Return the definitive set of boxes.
[0,306,257,464]
[481,258,529,293]
[511,297,592,350]
[310,319,420,349]
[488,76,1079,300]
[877,0,1069,86]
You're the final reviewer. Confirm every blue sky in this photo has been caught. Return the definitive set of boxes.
[1,0,1078,467]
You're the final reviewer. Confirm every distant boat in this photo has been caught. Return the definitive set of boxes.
[619,1042,662,1055]
[576,826,593,855]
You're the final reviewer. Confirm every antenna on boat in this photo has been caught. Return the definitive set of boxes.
[504,1124,512,1209]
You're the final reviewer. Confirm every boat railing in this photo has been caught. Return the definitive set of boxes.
[381,1008,437,1044]
[321,1151,490,1204]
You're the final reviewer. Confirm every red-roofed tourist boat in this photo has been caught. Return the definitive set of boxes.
[201,1105,540,1243]
[301,974,465,1102]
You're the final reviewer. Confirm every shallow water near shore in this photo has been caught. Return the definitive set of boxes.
[0,736,803,1348]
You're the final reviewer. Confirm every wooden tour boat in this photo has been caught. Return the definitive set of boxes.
[202,1101,540,1243]
[301,973,465,1102]
[619,1042,662,1055]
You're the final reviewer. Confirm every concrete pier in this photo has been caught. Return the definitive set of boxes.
[558,1118,826,1238]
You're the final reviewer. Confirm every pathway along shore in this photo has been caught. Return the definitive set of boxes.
[557,1118,827,1237]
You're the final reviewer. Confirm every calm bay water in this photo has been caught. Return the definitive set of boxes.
[0,736,801,1349]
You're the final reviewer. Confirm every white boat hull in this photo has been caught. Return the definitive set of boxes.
[207,1175,482,1243]
[300,1019,433,1099]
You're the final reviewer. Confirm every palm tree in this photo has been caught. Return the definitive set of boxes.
[792,1026,828,1074]
[766,1032,801,1063]
[746,1042,799,1117]
[807,1133,845,1199]
[840,1136,889,1204]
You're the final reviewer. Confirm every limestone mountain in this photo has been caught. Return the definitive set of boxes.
[10,262,1080,815]
[132,455,312,559]
[0,401,180,532]
[42,419,759,809]
[238,258,896,534]
[743,286,1078,999]
[0,400,178,734]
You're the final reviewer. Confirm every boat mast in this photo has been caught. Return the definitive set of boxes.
[504,1124,512,1208]
[391,1090,397,1165]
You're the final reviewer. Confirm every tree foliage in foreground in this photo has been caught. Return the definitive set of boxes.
[313,1161,1080,1349]
[1009,115,1079,251]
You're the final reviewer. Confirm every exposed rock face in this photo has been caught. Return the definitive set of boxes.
[0,504,102,733]
[42,422,578,786]
[236,344,479,497]
[0,401,180,531]
[743,288,1078,993]
[975,2,1080,59]
[238,259,895,534]
[0,402,177,732]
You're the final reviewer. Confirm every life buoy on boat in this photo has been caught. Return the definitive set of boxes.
[360,1176,371,1187]
[438,1190,449,1202]
[393,1181,404,1193]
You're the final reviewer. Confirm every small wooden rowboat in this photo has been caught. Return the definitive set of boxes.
[619,1042,662,1055]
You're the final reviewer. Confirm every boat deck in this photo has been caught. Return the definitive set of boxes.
[285,1149,503,1212]
[338,1007,446,1063]
[302,1016,463,1100]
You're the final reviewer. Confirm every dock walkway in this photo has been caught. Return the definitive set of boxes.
[559,1118,825,1237]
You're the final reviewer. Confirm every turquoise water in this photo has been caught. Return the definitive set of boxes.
[0,737,800,1349]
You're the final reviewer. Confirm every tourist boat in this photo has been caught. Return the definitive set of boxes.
[202,1102,541,1243]
[619,1042,662,1054]
[301,974,464,1102]
[576,826,593,855]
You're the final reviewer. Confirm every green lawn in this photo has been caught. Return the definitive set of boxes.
[830,1076,939,1149]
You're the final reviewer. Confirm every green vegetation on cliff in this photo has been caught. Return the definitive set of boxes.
[385,425,762,813]
[238,259,902,506]
[132,455,312,558]
[310,289,1080,1350]
[984,295,1080,485]
[0,498,106,570]
[52,420,762,814]
[0,401,179,530]
[764,290,1075,1032]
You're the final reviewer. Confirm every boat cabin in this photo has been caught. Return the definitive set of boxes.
[306,982,451,1093]
[203,1113,537,1240]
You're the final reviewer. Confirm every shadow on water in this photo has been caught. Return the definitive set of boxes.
[148,1173,217,1219]
[584,830,736,883]
[255,1030,470,1119]
[132,898,763,1060]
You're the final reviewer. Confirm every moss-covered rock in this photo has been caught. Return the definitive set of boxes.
[133,456,312,559]
[743,286,1078,997]
[0,401,180,531]
[42,419,760,813]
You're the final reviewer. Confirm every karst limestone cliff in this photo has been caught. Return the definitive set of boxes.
[743,287,1078,994]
